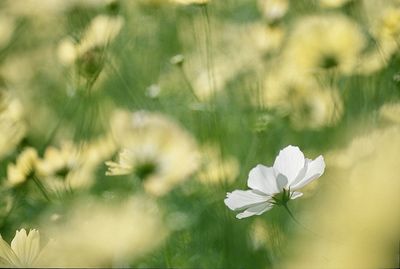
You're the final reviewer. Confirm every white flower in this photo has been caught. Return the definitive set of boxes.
[0,229,42,267]
[224,145,325,219]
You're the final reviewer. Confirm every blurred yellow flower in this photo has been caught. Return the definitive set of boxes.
[258,0,289,22]
[4,0,114,17]
[249,23,286,53]
[379,103,400,124]
[261,69,343,129]
[282,126,400,268]
[6,147,38,187]
[364,0,400,41]
[57,14,124,80]
[171,0,209,5]
[197,144,239,185]
[0,14,15,50]
[36,141,101,195]
[319,0,351,8]
[290,86,343,130]
[284,14,366,74]
[81,134,117,168]
[43,197,168,267]
[107,110,200,196]
[78,15,124,56]
[0,90,26,160]
[359,1,400,74]
[0,229,44,268]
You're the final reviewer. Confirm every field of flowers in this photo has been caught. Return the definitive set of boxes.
[0,0,399,267]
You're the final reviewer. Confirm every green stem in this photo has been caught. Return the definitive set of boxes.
[163,242,172,268]
[178,66,200,102]
[201,4,216,99]
[283,203,301,225]
[283,203,318,236]
[31,175,51,202]
[0,190,22,229]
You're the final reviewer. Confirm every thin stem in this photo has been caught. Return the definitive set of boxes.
[201,4,216,100]
[163,242,172,268]
[283,204,301,225]
[31,175,51,202]
[178,65,200,101]
[283,204,318,236]
[0,190,22,229]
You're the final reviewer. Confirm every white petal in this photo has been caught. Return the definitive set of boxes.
[236,203,274,219]
[290,191,303,200]
[11,229,27,264]
[0,235,20,267]
[11,229,40,267]
[247,164,279,194]
[291,156,325,190]
[276,174,288,191]
[288,158,309,188]
[273,145,305,184]
[224,190,270,211]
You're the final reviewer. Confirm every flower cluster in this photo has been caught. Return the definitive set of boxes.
[0,0,398,268]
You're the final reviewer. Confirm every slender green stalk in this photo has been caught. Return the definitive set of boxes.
[0,190,22,229]
[163,242,172,268]
[283,204,301,225]
[178,65,200,102]
[201,4,216,100]
[283,204,318,237]
[31,175,51,202]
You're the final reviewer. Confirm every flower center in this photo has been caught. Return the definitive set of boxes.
[135,161,158,180]
[55,166,70,179]
[319,54,339,69]
[271,188,292,206]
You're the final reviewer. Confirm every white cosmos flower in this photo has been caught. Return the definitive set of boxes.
[0,229,43,267]
[224,145,325,219]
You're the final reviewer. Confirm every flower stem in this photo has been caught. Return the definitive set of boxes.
[283,204,317,236]
[201,4,216,99]
[178,65,200,102]
[283,203,301,225]
[0,189,23,229]
[31,175,51,202]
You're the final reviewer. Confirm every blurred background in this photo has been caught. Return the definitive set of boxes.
[0,0,399,267]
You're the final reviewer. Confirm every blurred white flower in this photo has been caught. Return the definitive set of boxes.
[171,0,208,5]
[6,147,38,187]
[0,229,43,267]
[0,90,26,160]
[36,139,114,196]
[319,0,351,8]
[106,110,200,196]
[0,14,15,50]
[283,14,366,74]
[224,145,325,219]
[258,0,289,22]
[43,197,168,267]
[57,14,124,82]
[379,103,400,125]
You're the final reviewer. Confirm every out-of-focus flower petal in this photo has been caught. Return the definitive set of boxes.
[0,235,20,266]
[11,229,40,267]
[290,192,303,200]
